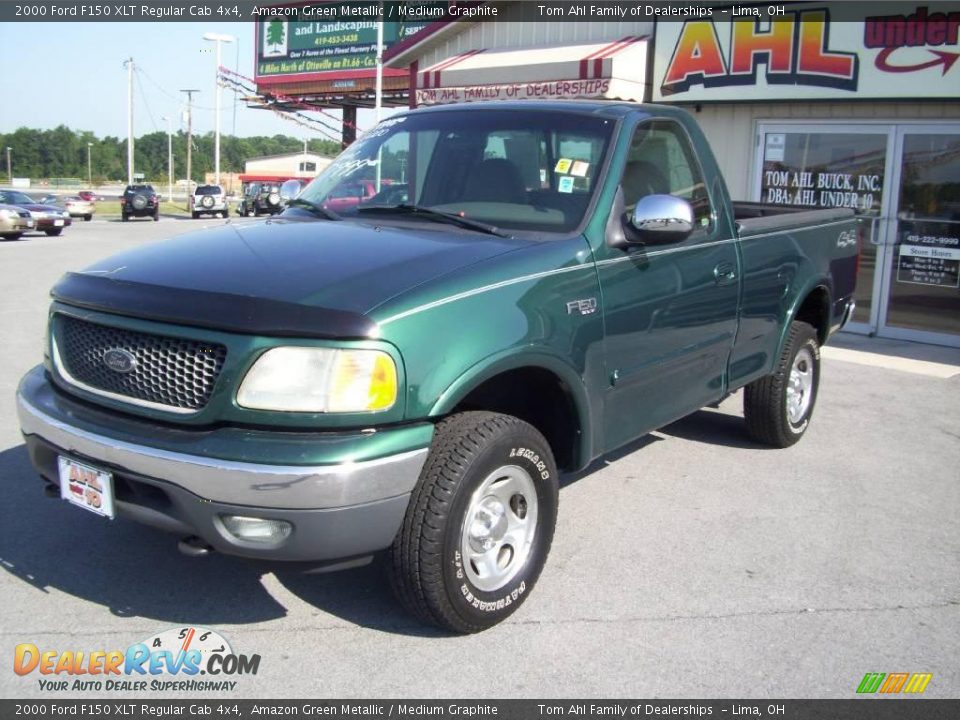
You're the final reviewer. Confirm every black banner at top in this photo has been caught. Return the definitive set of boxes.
[0,1,951,23]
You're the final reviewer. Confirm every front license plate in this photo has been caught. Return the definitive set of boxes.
[54,219,65,227]
[26,221,34,227]
[58,457,115,519]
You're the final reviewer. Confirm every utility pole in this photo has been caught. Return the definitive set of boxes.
[5,147,11,185]
[124,57,134,185]
[86,143,93,187]
[180,89,199,211]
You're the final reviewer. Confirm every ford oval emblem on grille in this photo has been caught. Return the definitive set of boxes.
[103,348,137,374]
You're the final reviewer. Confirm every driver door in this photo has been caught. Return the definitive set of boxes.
[596,119,740,451]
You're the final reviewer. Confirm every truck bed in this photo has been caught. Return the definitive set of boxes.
[733,202,855,237]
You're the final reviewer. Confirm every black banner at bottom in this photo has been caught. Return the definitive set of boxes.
[2,700,959,720]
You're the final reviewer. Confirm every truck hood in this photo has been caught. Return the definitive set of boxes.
[52,216,529,339]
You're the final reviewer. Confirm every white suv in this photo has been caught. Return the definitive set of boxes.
[191,185,228,219]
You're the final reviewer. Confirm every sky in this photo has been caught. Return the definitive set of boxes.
[0,22,390,142]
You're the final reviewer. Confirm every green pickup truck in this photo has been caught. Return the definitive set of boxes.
[17,101,859,633]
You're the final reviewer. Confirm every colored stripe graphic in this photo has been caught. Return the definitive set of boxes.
[879,673,910,693]
[857,672,932,694]
[904,673,933,694]
[857,673,885,693]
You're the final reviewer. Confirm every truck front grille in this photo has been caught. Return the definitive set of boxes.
[54,315,227,412]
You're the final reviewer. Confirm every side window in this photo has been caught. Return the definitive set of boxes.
[621,121,713,232]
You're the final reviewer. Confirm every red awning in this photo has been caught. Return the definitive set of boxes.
[415,37,649,106]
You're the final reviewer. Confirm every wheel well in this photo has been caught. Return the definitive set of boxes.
[452,367,581,471]
[794,286,830,345]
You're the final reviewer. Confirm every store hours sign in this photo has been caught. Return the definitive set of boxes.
[897,228,960,288]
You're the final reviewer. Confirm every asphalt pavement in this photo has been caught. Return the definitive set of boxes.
[1,218,958,699]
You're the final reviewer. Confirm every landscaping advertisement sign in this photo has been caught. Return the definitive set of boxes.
[256,2,440,80]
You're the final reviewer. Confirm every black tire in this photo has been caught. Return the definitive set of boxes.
[1,233,23,241]
[153,212,159,222]
[45,228,62,236]
[121,213,129,222]
[744,321,820,447]
[84,215,92,222]
[191,211,199,219]
[389,411,558,633]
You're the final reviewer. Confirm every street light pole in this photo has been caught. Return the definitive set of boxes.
[203,33,234,186]
[160,116,173,205]
[86,143,93,187]
[5,147,10,185]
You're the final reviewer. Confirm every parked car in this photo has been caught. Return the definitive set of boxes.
[322,180,377,214]
[47,195,96,222]
[120,184,159,222]
[237,182,283,216]
[0,190,72,236]
[191,184,228,219]
[16,101,859,633]
[77,191,98,202]
[0,203,35,240]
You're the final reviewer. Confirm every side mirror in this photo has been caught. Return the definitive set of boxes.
[628,195,694,244]
[279,179,303,202]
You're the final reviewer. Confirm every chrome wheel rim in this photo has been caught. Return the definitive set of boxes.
[786,347,815,425]
[460,465,539,593]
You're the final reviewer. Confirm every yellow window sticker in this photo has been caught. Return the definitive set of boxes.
[554,158,572,174]
[571,161,590,177]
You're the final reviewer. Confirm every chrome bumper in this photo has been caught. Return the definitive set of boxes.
[16,379,428,511]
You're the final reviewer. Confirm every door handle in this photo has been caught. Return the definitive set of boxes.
[713,262,737,285]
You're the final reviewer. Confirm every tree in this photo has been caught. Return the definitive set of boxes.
[267,21,285,52]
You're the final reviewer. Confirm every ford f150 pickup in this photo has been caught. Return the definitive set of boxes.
[17,101,859,633]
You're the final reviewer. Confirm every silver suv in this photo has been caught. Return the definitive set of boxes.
[191,185,227,219]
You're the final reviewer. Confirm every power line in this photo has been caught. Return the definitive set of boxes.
[134,68,160,132]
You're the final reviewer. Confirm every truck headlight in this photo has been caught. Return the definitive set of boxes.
[237,347,397,413]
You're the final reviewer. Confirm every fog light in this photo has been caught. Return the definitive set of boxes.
[220,515,292,544]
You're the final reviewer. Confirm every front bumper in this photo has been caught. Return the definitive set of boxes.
[1,217,34,233]
[17,366,430,562]
[34,216,72,230]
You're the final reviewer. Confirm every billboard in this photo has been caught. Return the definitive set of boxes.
[652,4,960,102]
[255,3,441,83]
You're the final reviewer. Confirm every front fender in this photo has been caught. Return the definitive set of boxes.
[430,349,596,470]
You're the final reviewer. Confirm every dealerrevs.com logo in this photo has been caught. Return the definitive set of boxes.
[13,626,260,692]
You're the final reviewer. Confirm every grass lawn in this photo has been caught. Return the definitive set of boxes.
[93,200,195,218]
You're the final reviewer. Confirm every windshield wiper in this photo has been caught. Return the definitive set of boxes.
[285,198,341,221]
[355,203,511,237]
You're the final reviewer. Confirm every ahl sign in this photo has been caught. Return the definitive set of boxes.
[653,5,960,101]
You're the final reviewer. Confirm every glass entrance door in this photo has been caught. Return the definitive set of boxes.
[878,128,960,347]
[753,123,895,334]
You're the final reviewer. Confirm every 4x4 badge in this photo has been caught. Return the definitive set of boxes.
[103,348,137,374]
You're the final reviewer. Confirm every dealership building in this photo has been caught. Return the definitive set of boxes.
[376,4,960,347]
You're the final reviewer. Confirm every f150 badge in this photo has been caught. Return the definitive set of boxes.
[566,298,598,316]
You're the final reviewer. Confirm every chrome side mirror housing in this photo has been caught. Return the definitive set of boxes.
[629,194,694,244]
[279,179,304,203]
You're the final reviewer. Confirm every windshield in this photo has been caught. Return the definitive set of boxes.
[296,109,615,233]
[0,190,36,205]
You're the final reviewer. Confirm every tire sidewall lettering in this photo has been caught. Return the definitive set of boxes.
[446,434,556,619]
[786,337,819,434]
